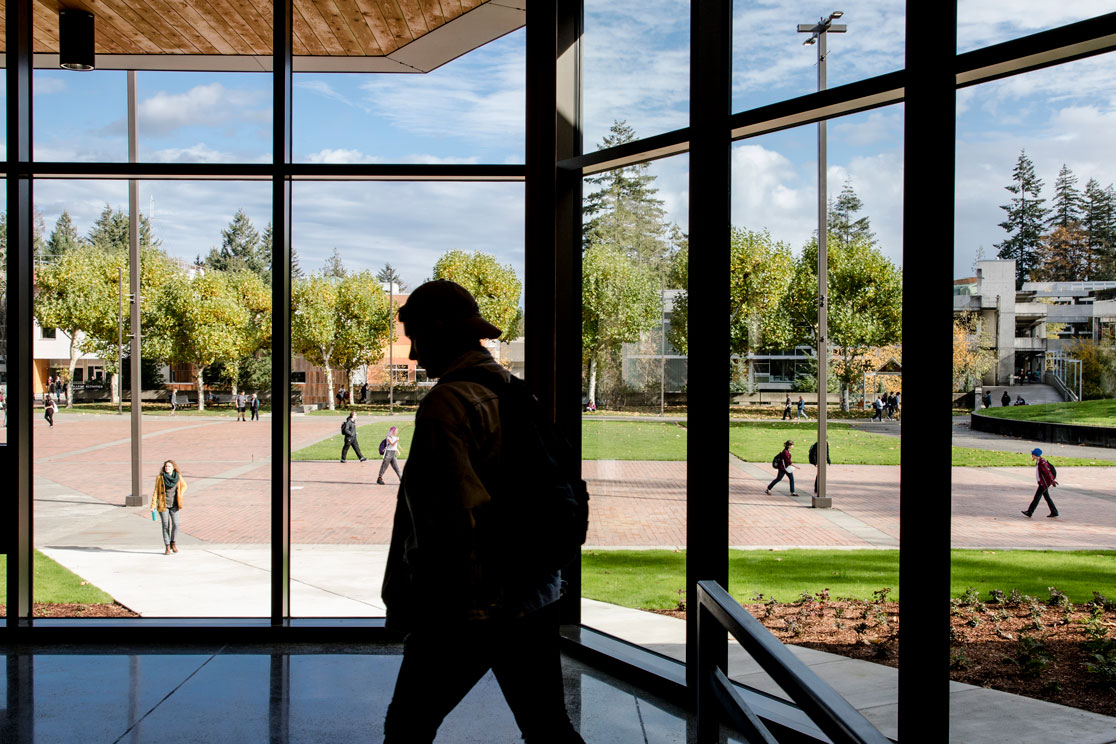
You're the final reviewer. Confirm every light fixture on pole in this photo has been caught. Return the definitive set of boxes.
[798,10,846,510]
[59,9,96,71]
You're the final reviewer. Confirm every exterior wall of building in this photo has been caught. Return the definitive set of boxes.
[974,260,1017,385]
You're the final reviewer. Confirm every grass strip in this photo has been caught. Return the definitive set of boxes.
[582,420,688,461]
[0,551,115,604]
[581,549,1116,609]
[977,398,1116,427]
[291,421,415,461]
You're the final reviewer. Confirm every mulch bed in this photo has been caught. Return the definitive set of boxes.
[0,603,140,618]
[651,589,1116,717]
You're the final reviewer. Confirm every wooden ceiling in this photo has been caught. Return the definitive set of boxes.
[0,0,524,71]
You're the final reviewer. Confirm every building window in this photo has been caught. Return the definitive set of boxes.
[41,327,57,339]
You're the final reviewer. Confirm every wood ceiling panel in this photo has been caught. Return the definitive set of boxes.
[331,0,384,56]
[9,0,503,59]
[396,0,430,41]
[310,0,364,55]
[415,0,448,33]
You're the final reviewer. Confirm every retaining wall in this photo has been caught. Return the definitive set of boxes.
[971,412,1116,448]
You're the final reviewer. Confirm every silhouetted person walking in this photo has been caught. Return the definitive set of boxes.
[382,279,585,744]
[340,411,366,462]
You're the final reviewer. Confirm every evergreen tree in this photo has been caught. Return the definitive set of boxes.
[87,203,159,252]
[582,121,670,267]
[323,247,346,278]
[1049,164,1083,229]
[1037,224,1092,281]
[995,150,1049,285]
[46,211,85,259]
[828,180,874,249]
[1083,179,1116,280]
[376,263,408,293]
[205,209,266,278]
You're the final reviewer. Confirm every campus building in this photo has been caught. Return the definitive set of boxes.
[954,259,1116,386]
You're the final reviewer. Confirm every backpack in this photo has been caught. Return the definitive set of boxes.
[437,368,590,576]
[772,453,782,469]
[379,438,388,456]
[1049,461,1057,480]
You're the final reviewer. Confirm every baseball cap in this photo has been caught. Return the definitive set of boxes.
[398,279,502,340]
[1031,448,1042,456]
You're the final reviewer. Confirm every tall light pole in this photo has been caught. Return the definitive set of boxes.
[126,69,144,507]
[799,11,845,509]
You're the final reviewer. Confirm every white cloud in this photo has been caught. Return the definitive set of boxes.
[138,82,271,135]
[295,79,363,110]
[304,148,383,165]
[35,77,68,95]
[149,143,242,163]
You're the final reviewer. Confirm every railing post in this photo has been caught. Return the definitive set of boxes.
[695,584,719,743]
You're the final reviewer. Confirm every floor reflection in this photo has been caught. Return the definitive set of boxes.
[2,645,746,743]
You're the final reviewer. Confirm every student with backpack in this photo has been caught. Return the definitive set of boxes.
[1021,448,1059,518]
[339,411,367,463]
[809,440,830,493]
[382,279,587,744]
[766,440,797,497]
[376,425,404,485]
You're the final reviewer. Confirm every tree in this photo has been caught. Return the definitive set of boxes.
[145,270,254,411]
[222,270,273,396]
[581,242,659,402]
[432,250,522,342]
[1036,223,1092,281]
[995,150,1049,285]
[1049,164,1083,230]
[583,121,671,267]
[1083,179,1116,279]
[332,271,394,398]
[291,274,341,410]
[783,234,902,410]
[205,209,267,279]
[953,313,995,391]
[828,180,874,249]
[376,263,408,293]
[323,247,347,278]
[87,204,159,253]
[46,211,85,260]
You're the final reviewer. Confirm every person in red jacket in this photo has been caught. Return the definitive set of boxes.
[766,440,798,497]
[1022,448,1059,518]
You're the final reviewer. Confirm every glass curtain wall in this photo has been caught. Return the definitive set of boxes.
[288,180,525,617]
[950,51,1116,718]
[578,154,689,658]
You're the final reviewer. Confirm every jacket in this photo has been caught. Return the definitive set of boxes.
[341,419,357,439]
[382,349,560,631]
[152,473,187,512]
[777,449,792,471]
[1036,457,1057,489]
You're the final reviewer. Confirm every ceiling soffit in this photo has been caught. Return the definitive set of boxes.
[0,0,526,72]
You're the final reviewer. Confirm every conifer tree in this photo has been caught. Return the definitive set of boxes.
[323,247,346,278]
[1083,179,1116,280]
[995,150,1049,285]
[46,210,85,259]
[828,180,874,249]
[376,263,408,293]
[1049,163,1083,229]
[87,203,159,252]
[205,209,266,278]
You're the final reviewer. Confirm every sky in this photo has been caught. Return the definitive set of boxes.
[10,0,1116,287]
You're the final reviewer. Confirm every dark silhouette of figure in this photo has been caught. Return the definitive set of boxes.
[381,279,585,744]
[340,411,366,462]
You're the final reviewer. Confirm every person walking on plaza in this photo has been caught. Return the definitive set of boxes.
[340,410,366,462]
[43,394,58,428]
[360,382,368,404]
[170,388,178,415]
[797,396,808,421]
[250,393,260,421]
[871,395,883,421]
[1021,448,1059,518]
[381,279,586,744]
[377,425,404,485]
[1001,389,1011,407]
[782,394,792,420]
[766,439,798,497]
[152,459,187,555]
[235,391,248,421]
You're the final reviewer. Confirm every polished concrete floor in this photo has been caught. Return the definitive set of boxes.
[0,644,745,743]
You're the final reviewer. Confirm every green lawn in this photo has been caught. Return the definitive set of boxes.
[581,549,1116,609]
[729,421,899,465]
[978,398,1116,427]
[291,421,415,461]
[0,552,114,604]
[582,421,688,460]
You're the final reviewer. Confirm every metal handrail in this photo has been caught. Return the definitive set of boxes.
[696,580,890,744]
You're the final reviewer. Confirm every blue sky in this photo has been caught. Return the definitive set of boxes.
[12,0,1116,287]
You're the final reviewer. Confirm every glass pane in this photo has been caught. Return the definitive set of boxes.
[289,181,524,617]
[953,52,1116,720]
[32,179,272,617]
[959,2,1116,53]
[294,29,525,164]
[733,2,906,113]
[727,107,903,736]
[579,153,689,659]
[583,0,689,148]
